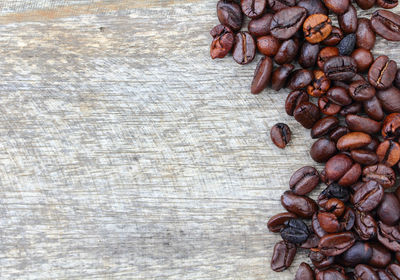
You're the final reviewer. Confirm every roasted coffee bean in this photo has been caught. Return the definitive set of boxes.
[345,114,381,135]
[280,218,310,243]
[241,0,267,19]
[313,212,328,238]
[310,138,337,163]
[281,190,318,218]
[368,55,397,89]
[382,113,400,139]
[271,241,297,271]
[376,140,400,166]
[326,86,352,106]
[217,0,243,31]
[340,242,372,267]
[338,34,356,56]
[294,101,320,129]
[301,233,320,249]
[340,102,363,116]
[297,0,328,16]
[355,0,376,9]
[371,10,400,41]
[325,154,353,180]
[363,96,385,121]
[354,264,379,280]
[210,25,234,59]
[251,57,273,94]
[338,4,357,34]
[395,68,400,89]
[311,116,339,138]
[271,64,295,91]
[350,149,378,165]
[303,14,332,44]
[356,18,376,50]
[324,198,345,217]
[319,184,350,206]
[319,96,342,116]
[267,0,296,12]
[289,166,320,195]
[322,26,343,46]
[353,180,384,212]
[330,126,350,142]
[351,48,374,73]
[299,42,320,69]
[285,90,309,115]
[377,86,400,113]
[256,35,280,57]
[355,210,377,240]
[318,231,355,256]
[317,46,339,69]
[232,32,256,65]
[349,80,376,101]
[377,0,398,9]
[337,132,372,150]
[323,0,349,14]
[274,38,300,65]
[377,221,400,251]
[369,243,391,268]
[377,193,400,226]
[324,56,357,81]
[315,268,347,279]
[309,249,335,269]
[248,13,273,37]
[270,7,307,40]
[318,211,341,233]
[288,69,314,90]
[363,164,396,189]
[268,212,298,232]
[270,123,291,149]
[307,70,331,97]
[295,262,314,280]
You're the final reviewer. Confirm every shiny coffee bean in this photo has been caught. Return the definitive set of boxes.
[363,96,385,121]
[340,102,363,116]
[337,132,372,150]
[340,242,372,267]
[319,96,342,116]
[355,0,376,9]
[289,166,320,195]
[307,70,331,97]
[369,243,391,268]
[330,126,350,142]
[318,211,341,233]
[285,90,309,116]
[377,193,400,226]
[299,42,320,69]
[217,0,243,31]
[317,46,339,69]
[271,241,296,272]
[371,10,400,41]
[311,116,339,138]
[345,114,381,135]
[354,264,379,280]
[288,69,314,90]
[377,86,400,113]
[281,190,318,218]
[241,0,267,19]
[338,4,357,34]
[324,198,345,217]
[270,7,307,40]
[280,218,310,244]
[354,210,377,240]
[270,123,292,149]
[293,101,320,129]
[350,149,378,165]
[297,0,328,16]
[267,212,298,232]
[376,140,400,166]
[295,262,314,280]
[363,164,396,189]
[274,38,300,65]
[271,64,294,91]
[310,138,337,163]
[318,231,355,256]
[326,86,352,106]
[303,14,333,44]
[256,36,280,57]
[351,48,374,73]
[338,34,356,56]
[356,18,376,50]
[233,32,256,65]
[210,25,234,59]
[323,0,349,14]
[248,13,273,37]
[323,27,343,47]
[377,221,400,251]
[313,212,328,238]
[267,0,296,12]
[382,113,400,139]
[353,180,384,212]
[251,56,273,94]
[325,154,353,182]
[368,55,397,89]
[349,80,376,101]
[324,56,357,81]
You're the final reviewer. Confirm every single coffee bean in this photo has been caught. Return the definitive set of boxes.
[289,166,320,195]
[307,70,331,97]
[351,48,374,73]
[319,96,342,116]
[297,0,328,16]
[285,90,309,115]
[377,193,400,226]
[369,243,391,268]
[325,154,353,181]
[323,26,343,46]
[363,96,385,121]
[309,249,335,269]
[345,114,381,135]
[362,164,396,189]
[251,57,273,94]
[324,198,345,217]
[318,231,355,256]
[271,64,294,91]
[293,101,320,129]
[299,42,320,69]
[310,138,337,163]
[340,102,363,116]
[274,38,300,65]
[354,264,379,280]
[232,32,256,65]
[376,139,400,166]
[377,221,400,251]
[301,233,320,249]
[241,0,267,19]
[280,218,310,243]
[270,123,291,149]
[210,25,234,59]
[295,262,314,280]
[356,18,376,50]
[338,34,356,56]
[271,241,297,272]
[311,116,339,138]
[323,0,349,14]
[248,13,273,37]
[317,46,339,69]
[270,7,307,40]
[355,0,375,9]
[340,242,372,267]
[267,212,298,232]
[368,55,397,89]
[281,190,318,218]
[337,132,372,150]
[338,162,362,187]
[338,4,357,34]
[303,14,332,44]
[350,149,378,165]
[318,211,341,233]
[288,69,314,90]
[267,0,296,12]
[326,86,352,106]
[349,80,376,101]
[382,113,400,139]
[353,180,384,212]
[330,126,350,142]
[377,86,400,113]
[354,210,377,240]
[323,56,357,81]
[371,10,400,41]
[217,0,243,31]
[256,35,281,57]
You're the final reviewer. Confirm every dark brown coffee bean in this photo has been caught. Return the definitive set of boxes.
[274,38,300,65]
[318,211,341,233]
[354,210,377,240]
[295,262,314,280]
[271,64,294,91]
[232,32,256,65]
[315,268,346,279]
[377,86,400,113]
[350,149,378,165]
[289,166,320,195]
[299,42,320,69]
[354,264,379,280]
[319,96,342,116]
[256,35,281,57]
[337,132,372,151]
[271,241,296,271]
[338,4,357,34]
[301,233,320,249]
[267,212,298,232]
[318,231,355,256]
[217,0,243,31]
[317,46,339,69]
[377,193,400,226]
[340,102,363,116]
[382,113,400,139]
[285,90,309,115]
[355,0,376,9]
[324,198,345,217]
[288,69,314,90]
[280,218,310,244]
[363,164,396,189]
[326,86,352,106]
[307,70,331,97]
[312,213,328,238]
[270,7,307,40]
[281,191,318,218]
[338,34,356,56]
[241,0,267,19]
[310,138,337,163]
[353,180,384,212]
[351,48,374,73]
[330,126,350,142]
[270,123,291,149]
[376,139,400,166]
[340,242,372,267]
[248,13,273,37]
[349,80,376,102]
[377,221,400,251]
[368,55,397,90]
[251,57,273,94]
[356,18,376,50]
[363,96,384,121]
[303,14,333,44]
[324,56,357,81]
[325,154,353,181]
[267,0,296,12]
[294,101,320,129]
[339,162,362,187]
[210,25,234,59]
[345,114,381,135]
[323,0,349,14]
[297,0,328,16]
[323,26,343,46]
[369,243,391,268]
[311,116,339,138]
[371,10,400,41]
[309,249,335,269]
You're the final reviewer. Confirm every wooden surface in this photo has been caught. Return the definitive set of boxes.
[0,0,400,279]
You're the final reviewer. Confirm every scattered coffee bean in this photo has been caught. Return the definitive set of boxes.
[356,18,376,50]
[371,10,400,41]
[241,0,267,19]
[270,7,307,40]
[271,240,297,271]
[251,56,273,94]
[268,212,298,232]
[368,55,397,89]
[323,56,357,81]
[289,166,320,195]
[232,32,256,65]
[280,218,310,243]
[293,101,320,129]
[210,25,234,59]
[270,123,291,148]
[338,4,357,34]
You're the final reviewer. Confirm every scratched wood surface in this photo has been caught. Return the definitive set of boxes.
[0,0,399,279]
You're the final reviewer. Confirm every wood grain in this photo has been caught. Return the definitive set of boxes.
[0,0,399,279]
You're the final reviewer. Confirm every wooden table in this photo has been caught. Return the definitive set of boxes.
[1,1,400,279]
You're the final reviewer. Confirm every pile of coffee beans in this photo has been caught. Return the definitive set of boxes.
[211,0,400,278]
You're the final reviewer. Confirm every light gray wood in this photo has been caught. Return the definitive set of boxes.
[0,0,399,279]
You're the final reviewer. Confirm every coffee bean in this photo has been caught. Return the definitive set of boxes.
[337,132,372,150]
[353,180,384,212]
[376,139,400,166]
[355,0,376,9]
[289,166,320,195]
[318,211,341,233]
[248,13,273,37]
[256,35,281,56]
[338,34,356,56]
[241,0,267,19]
[377,221,400,251]
[345,114,381,135]
[330,126,350,142]
[354,264,379,280]
[280,218,310,243]
[270,123,291,148]
[351,48,374,73]
[377,0,398,10]
[323,0,349,14]
[382,113,400,139]
[271,241,297,271]
[288,69,314,90]
[349,80,375,101]
[301,233,320,249]
[368,55,397,89]
[297,0,328,16]
[295,262,314,280]
[303,14,333,44]
[232,32,256,65]
[285,90,309,115]
[311,116,339,138]
[324,198,345,217]
[369,243,391,268]
[318,231,355,256]
[299,42,320,69]
[310,138,337,163]
[317,46,339,69]
[307,70,331,97]
[274,38,300,65]
[293,101,320,129]
[251,57,273,94]
[363,96,385,121]
[267,212,298,232]
[350,149,378,165]
[323,56,357,81]
[377,193,400,226]
[340,102,363,116]
[319,184,350,207]
[371,10,400,41]
[362,164,396,189]
[338,4,357,34]
[271,64,295,91]
[270,7,307,40]
[325,154,353,180]
[354,210,377,240]
[210,25,234,59]
[326,86,352,106]
[323,26,344,46]
[319,96,342,116]
[356,18,376,50]
[281,190,318,218]
[340,242,373,267]
[309,249,335,269]
[268,0,296,12]
[217,0,243,31]
[377,86,400,113]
